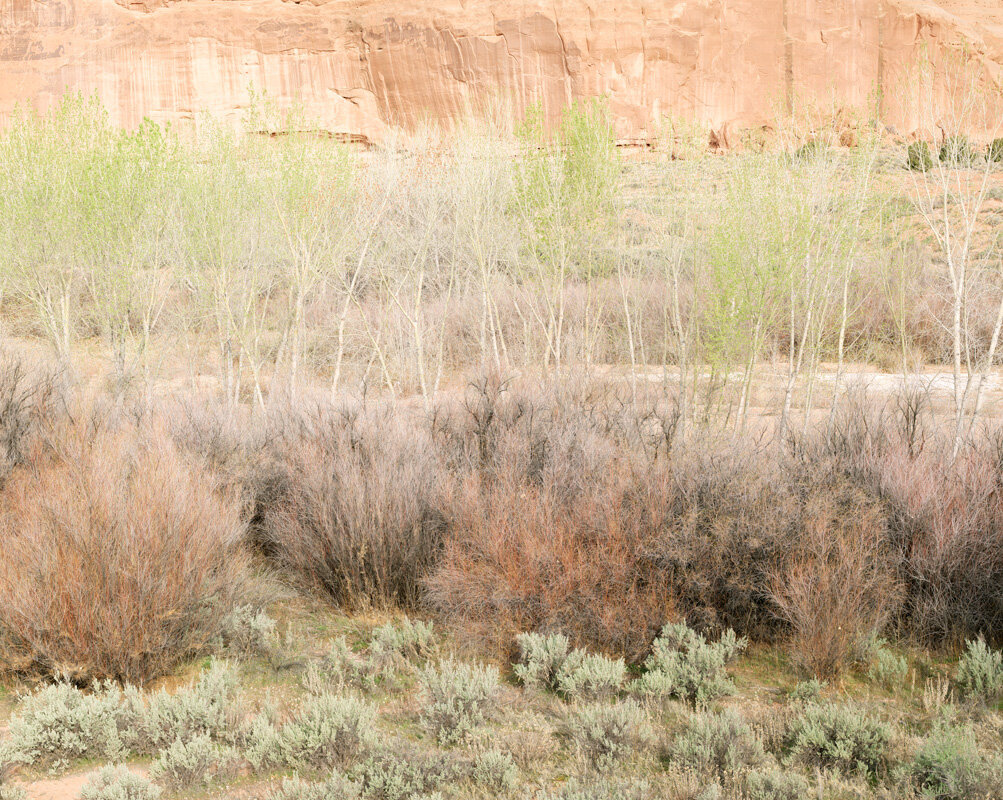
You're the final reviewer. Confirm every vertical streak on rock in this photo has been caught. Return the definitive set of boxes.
[877,0,885,123]
[783,0,793,114]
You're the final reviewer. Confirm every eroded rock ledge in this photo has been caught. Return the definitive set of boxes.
[1,0,1001,143]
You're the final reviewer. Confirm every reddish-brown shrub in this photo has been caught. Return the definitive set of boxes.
[428,468,675,661]
[767,486,903,677]
[0,414,250,683]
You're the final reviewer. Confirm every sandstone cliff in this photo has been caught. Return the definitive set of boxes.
[1,0,1001,144]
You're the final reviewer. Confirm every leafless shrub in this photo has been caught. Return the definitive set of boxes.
[767,485,903,677]
[0,411,250,683]
[256,402,448,609]
[0,352,63,486]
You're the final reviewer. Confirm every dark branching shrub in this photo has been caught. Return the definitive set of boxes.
[767,482,902,678]
[163,379,1003,663]
[907,141,934,172]
[430,470,676,660]
[0,416,250,683]
[0,353,62,487]
[940,135,977,165]
[989,138,1003,163]
[785,704,890,777]
[258,405,447,609]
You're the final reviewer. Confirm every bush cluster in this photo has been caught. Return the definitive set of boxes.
[4,359,1003,687]
[514,633,625,701]
[632,624,746,706]
[785,704,890,777]
[564,700,650,772]
[418,658,500,745]
[0,394,250,683]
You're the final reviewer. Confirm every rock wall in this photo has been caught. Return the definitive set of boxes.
[1,0,1001,144]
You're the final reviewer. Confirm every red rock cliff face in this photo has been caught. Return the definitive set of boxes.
[1,0,1001,143]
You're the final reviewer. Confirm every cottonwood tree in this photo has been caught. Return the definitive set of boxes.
[908,53,1003,458]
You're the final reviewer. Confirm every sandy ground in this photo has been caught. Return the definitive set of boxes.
[26,771,104,800]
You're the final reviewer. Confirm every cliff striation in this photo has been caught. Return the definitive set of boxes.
[1,0,1002,143]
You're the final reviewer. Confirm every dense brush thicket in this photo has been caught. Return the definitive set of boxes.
[172,370,1003,676]
[4,350,1003,682]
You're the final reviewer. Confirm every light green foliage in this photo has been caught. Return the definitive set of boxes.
[670,709,765,780]
[79,765,162,800]
[911,723,1003,800]
[266,775,361,800]
[149,734,230,791]
[515,99,619,255]
[513,632,572,691]
[370,617,436,673]
[744,766,810,800]
[471,749,518,792]
[355,749,457,800]
[556,652,626,702]
[0,744,25,800]
[539,778,653,800]
[956,637,1003,703]
[5,682,124,771]
[785,703,890,777]
[632,623,746,706]
[907,141,934,172]
[564,699,650,772]
[789,679,826,703]
[0,95,196,390]
[276,693,378,770]
[218,605,277,657]
[304,637,372,693]
[418,658,499,745]
[866,640,908,691]
[120,659,241,753]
